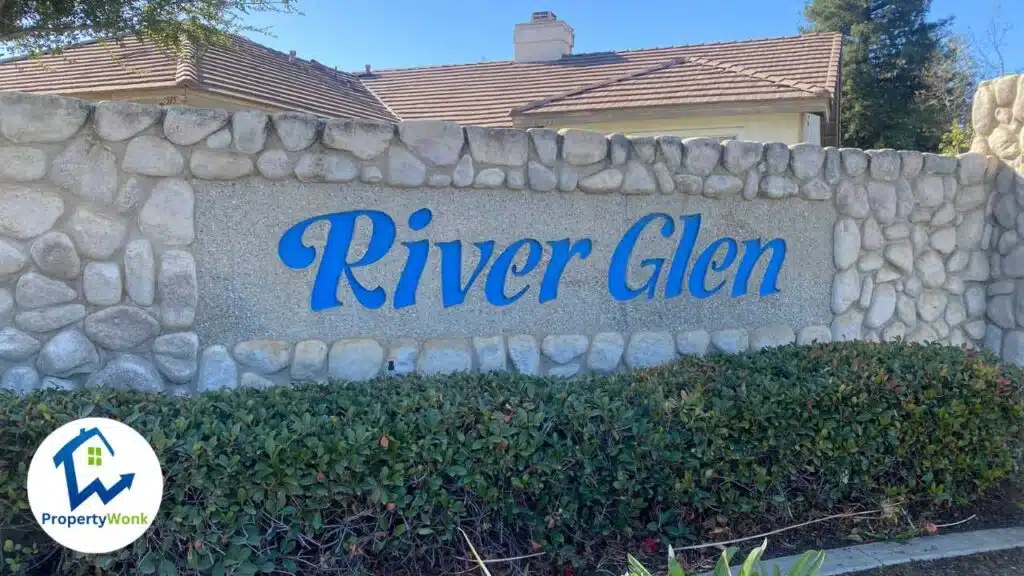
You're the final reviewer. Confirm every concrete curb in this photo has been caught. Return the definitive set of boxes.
[697,526,1024,575]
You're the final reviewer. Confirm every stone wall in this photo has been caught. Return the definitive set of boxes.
[0,88,1009,395]
[971,74,1024,365]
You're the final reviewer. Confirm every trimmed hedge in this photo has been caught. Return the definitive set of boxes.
[1,341,1022,575]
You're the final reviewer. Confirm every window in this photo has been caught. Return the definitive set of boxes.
[87,446,102,467]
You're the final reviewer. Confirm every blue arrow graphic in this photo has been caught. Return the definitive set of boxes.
[52,427,136,511]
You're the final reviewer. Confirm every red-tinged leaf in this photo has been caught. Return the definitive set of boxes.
[379,434,390,449]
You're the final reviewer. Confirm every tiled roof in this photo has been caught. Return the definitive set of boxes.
[361,32,842,127]
[0,36,398,121]
[0,31,841,127]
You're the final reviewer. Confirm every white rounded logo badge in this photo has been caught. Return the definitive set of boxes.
[27,417,164,554]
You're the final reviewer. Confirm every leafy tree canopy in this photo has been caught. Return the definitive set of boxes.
[804,0,973,152]
[0,0,298,56]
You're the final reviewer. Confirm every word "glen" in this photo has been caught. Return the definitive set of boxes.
[278,208,787,311]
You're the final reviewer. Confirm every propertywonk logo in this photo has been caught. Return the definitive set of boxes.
[27,417,164,554]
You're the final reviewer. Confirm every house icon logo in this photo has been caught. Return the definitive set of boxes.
[27,417,164,555]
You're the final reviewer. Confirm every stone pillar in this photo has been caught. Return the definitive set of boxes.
[970,74,1024,365]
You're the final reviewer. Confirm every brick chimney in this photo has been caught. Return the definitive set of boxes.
[514,11,574,63]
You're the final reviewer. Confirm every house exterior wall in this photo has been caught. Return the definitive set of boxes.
[545,113,808,145]
[0,87,1012,395]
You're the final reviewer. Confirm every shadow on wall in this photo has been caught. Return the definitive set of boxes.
[970,74,1024,365]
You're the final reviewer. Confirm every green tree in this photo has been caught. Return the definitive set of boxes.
[0,0,298,56]
[804,0,965,151]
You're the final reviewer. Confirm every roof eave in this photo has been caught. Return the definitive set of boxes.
[511,97,832,128]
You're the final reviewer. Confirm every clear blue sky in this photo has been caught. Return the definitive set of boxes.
[245,0,1023,77]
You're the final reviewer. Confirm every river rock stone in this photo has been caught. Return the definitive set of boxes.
[94,100,161,141]
[158,250,197,329]
[917,291,948,323]
[683,138,722,176]
[711,329,748,354]
[868,149,900,181]
[542,334,589,364]
[0,239,26,279]
[964,251,991,282]
[230,110,269,154]
[452,154,475,187]
[868,181,897,223]
[197,345,237,391]
[29,232,79,280]
[272,111,319,151]
[798,325,832,345]
[205,129,231,149]
[704,173,743,197]
[323,118,394,159]
[164,107,229,146]
[581,332,622,372]
[398,120,464,165]
[836,181,870,218]
[763,142,790,174]
[0,146,47,181]
[675,174,703,195]
[328,338,383,381]
[139,178,194,246]
[417,339,472,376]
[0,92,89,143]
[240,372,275,389]
[723,140,762,174]
[964,284,986,318]
[677,330,711,356]
[859,275,874,308]
[560,129,606,165]
[15,304,85,333]
[832,268,860,314]
[916,251,946,288]
[15,273,76,309]
[0,288,13,326]
[387,146,427,187]
[802,178,832,201]
[386,338,418,376]
[528,128,559,166]
[86,354,163,392]
[466,126,528,166]
[831,310,864,342]
[884,241,917,273]
[37,328,99,376]
[623,161,657,194]
[84,305,159,350]
[841,148,868,176]
[760,175,797,198]
[834,218,861,270]
[862,218,883,251]
[1003,331,1024,366]
[789,143,824,180]
[914,176,944,207]
[988,295,1016,329]
[295,152,358,182]
[865,283,897,328]
[625,331,675,368]
[579,169,623,193]
[508,335,539,375]
[930,227,956,255]
[527,161,557,192]
[153,332,199,383]
[750,325,796,351]
[234,340,292,374]
[945,298,967,327]
[190,149,254,180]
[121,239,155,306]
[0,185,65,240]
[83,261,122,306]
[0,327,41,360]
[67,207,125,259]
[472,336,507,372]
[2,365,40,395]
[51,136,118,205]
[291,339,328,381]
[473,167,505,188]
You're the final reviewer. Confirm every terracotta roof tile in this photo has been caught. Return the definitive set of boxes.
[362,32,842,126]
[0,31,841,127]
[0,36,397,121]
